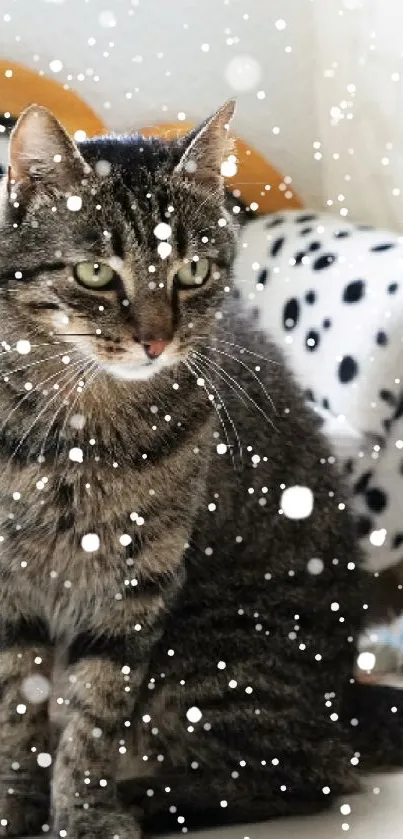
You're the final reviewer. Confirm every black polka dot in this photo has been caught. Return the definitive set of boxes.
[344,458,354,476]
[353,470,373,495]
[392,533,403,550]
[388,282,398,294]
[266,216,284,228]
[305,290,316,305]
[313,253,336,271]
[305,329,320,351]
[338,355,358,383]
[232,288,241,300]
[355,515,372,537]
[365,487,388,514]
[257,268,268,286]
[293,250,305,266]
[300,227,313,236]
[376,330,388,346]
[323,318,332,329]
[371,243,396,252]
[283,298,300,330]
[343,279,365,303]
[395,396,403,421]
[383,418,392,433]
[322,397,330,410]
[271,237,285,258]
[296,213,317,223]
[334,230,350,239]
[304,388,315,403]
[308,241,321,252]
[379,388,396,406]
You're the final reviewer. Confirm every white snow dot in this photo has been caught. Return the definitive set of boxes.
[66,195,82,212]
[307,558,324,575]
[251,454,261,464]
[369,528,387,546]
[229,679,237,689]
[340,804,351,816]
[68,447,83,463]
[224,55,261,91]
[81,533,100,553]
[217,660,226,670]
[37,752,52,768]
[98,9,116,28]
[280,486,314,520]
[275,18,287,30]
[95,159,111,178]
[357,651,376,671]
[157,242,172,260]
[120,534,132,547]
[221,157,238,178]
[331,602,340,612]
[92,727,102,738]
[186,706,202,723]
[49,59,63,73]
[16,704,27,715]
[16,340,31,355]
[154,222,172,240]
[216,443,228,455]
[220,800,228,808]
[208,503,216,512]
[21,674,51,703]
[201,43,210,52]
[70,414,85,431]
[322,786,331,795]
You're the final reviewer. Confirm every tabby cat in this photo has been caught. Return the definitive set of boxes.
[0,101,366,837]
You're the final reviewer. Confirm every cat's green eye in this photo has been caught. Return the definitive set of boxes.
[175,258,210,289]
[74,261,116,290]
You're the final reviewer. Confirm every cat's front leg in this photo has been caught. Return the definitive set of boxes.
[52,627,160,839]
[0,618,53,836]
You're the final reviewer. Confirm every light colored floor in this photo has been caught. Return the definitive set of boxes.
[166,773,403,839]
[26,772,403,838]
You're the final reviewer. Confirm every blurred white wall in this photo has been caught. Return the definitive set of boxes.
[314,0,403,230]
[0,0,322,207]
[2,0,401,229]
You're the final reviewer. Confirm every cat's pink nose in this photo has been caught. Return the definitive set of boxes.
[142,340,168,360]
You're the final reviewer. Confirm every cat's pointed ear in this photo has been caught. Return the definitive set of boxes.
[175,100,236,190]
[8,104,90,198]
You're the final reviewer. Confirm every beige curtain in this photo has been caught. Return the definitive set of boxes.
[313,0,403,230]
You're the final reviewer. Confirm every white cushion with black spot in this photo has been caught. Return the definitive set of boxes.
[234,210,403,573]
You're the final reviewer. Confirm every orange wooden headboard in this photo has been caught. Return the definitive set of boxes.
[140,121,301,214]
[0,60,301,214]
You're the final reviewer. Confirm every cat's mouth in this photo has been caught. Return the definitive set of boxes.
[101,357,168,382]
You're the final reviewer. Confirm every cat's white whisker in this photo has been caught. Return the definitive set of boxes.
[186,355,243,465]
[202,344,278,418]
[193,350,276,432]
[185,359,237,470]
[8,359,92,467]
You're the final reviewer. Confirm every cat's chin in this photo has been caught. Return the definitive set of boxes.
[101,359,166,381]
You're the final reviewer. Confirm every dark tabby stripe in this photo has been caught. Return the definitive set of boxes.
[0,260,67,285]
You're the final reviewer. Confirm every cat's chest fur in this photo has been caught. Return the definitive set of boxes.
[0,417,211,639]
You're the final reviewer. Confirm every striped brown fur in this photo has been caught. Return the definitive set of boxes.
[0,103,369,837]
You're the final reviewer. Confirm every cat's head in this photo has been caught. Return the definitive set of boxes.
[0,101,238,381]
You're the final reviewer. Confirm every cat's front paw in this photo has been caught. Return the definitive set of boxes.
[53,809,142,839]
